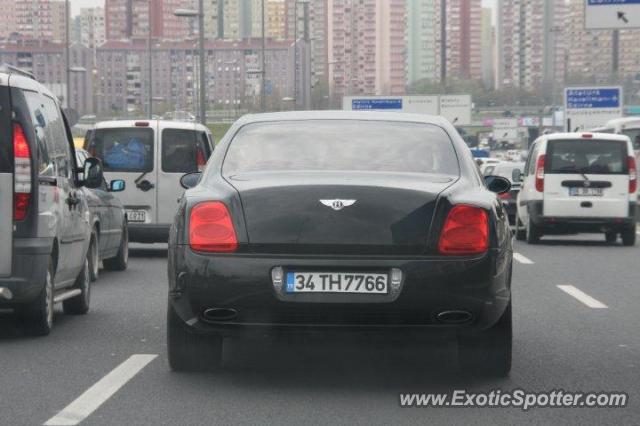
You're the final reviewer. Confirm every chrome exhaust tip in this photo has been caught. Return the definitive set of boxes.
[436,310,473,324]
[202,307,238,322]
[0,287,13,300]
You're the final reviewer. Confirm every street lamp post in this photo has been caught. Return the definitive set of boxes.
[175,5,207,125]
[65,0,70,109]
[261,0,266,112]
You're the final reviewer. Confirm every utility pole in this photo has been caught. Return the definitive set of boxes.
[261,0,267,112]
[440,0,447,86]
[65,0,70,110]
[198,0,206,124]
[293,1,298,110]
[612,29,620,77]
[148,0,153,119]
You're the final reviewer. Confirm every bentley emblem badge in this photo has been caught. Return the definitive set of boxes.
[320,199,357,211]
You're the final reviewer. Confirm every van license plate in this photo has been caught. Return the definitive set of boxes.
[569,187,603,197]
[127,210,146,222]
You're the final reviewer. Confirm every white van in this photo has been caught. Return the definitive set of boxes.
[85,120,214,243]
[515,132,637,245]
[591,117,640,148]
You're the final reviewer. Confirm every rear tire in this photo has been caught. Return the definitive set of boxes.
[457,303,512,377]
[167,303,223,372]
[63,256,91,315]
[621,227,636,247]
[605,231,617,245]
[525,217,541,244]
[514,215,526,241]
[103,224,129,271]
[18,257,55,336]
[88,231,99,282]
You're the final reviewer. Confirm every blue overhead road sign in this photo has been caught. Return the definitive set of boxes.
[565,88,621,109]
[351,99,403,110]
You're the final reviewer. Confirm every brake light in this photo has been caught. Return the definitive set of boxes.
[498,192,511,200]
[13,123,32,221]
[134,121,149,127]
[189,202,238,252]
[196,148,206,171]
[629,157,637,194]
[438,205,489,255]
[581,133,593,139]
[535,154,545,192]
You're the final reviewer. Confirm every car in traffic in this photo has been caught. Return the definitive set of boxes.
[0,65,106,335]
[84,120,215,243]
[167,111,514,376]
[515,132,637,245]
[75,149,129,280]
[486,162,525,225]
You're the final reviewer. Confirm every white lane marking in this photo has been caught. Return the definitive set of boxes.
[557,285,608,309]
[513,253,534,264]
[44,354,157,426]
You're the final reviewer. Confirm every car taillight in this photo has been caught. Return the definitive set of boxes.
[13,123,32,221]
[629,157,637,194]
[196,148,206,171]
[535,154,545,192]
[189,201,238,252]
[498,192,511,200]
[438,205,489,255]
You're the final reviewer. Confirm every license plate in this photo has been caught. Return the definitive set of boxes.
[569,187,603,197]
[126,210,147,222]
[286,272,388,294]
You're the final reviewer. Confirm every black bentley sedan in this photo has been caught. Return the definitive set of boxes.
[167,111,513,376]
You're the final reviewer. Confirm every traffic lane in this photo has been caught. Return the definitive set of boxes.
[513,234,640,321]
[0,247,168,426]
[82,251,636,424]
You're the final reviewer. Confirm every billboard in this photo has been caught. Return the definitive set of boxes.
[342,95,467,124]
[585,0,640,30]
[564,86,623,131]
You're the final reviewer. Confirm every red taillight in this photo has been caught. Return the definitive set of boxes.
[189,202,238,252]
[581,133,593,139]
[535,154,545,192]
[196,148,206,170]
[498,192,511,200]
[13,123,32,221]
[134,121,149,127]
[438,205,489,255]
[629,157,637,194]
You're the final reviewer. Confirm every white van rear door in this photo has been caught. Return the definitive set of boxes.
[156,127,211,224]
[86,124,157,225]
[543,138,630,218]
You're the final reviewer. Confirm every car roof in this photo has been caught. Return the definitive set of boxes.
[604,117,640,128]
[0,71,58,100]
[233,110,453,127]
[93,120,209,132]
[541,132,631,142]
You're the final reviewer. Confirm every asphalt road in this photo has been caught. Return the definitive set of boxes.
[1,236,639,425]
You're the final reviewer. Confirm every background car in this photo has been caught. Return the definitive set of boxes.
[167,111,514,376]
[75,149,129,280]
[488,162,525,225]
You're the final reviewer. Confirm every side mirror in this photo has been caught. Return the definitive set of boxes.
[109,179,126,192]
[180,172,201,189]
[83,158,104,189]
[512,168,522,183]
[484,175,511,194]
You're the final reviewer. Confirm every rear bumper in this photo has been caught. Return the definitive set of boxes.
[129,224,170,243]
[0,237,52,306]
[168,245,513,337]
[527,200,637,233]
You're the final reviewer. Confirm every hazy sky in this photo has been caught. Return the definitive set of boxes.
[70,0,497,17]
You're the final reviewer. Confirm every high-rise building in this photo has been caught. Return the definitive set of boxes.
[0,0,17,39]
[50,1,68,43]
[105,0,192,41]
[285,0,329,94]
[442,0,482,81]
[327,0,405,98]
[80,7,106,49]
[405,0,439,86]
[496,0,567,92]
